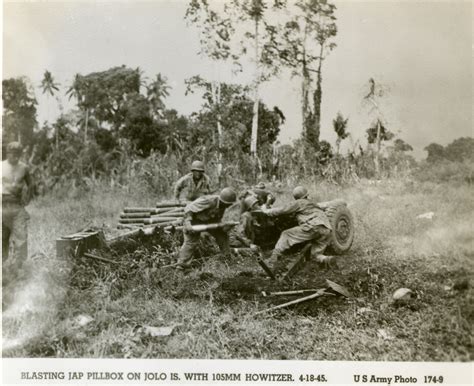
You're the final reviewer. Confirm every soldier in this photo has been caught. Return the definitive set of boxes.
[176,187,237,269]
[262,186,332,272]
[232,195,261,251]
[174,160,211,202]
[239,182,275,214]
[2,142,33,282]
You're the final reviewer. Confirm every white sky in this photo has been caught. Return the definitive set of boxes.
[3,0,473,158]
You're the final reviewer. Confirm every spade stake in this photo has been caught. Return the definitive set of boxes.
[255,288,330,315]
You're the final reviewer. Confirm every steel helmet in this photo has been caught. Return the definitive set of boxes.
[254,182,266,189]
[292,186,308,200]
[243,195,259,211]
[6,142,22,153]
[191,160,205,172]
[219,187,237,204]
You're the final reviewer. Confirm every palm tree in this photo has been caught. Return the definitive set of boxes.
[248,0,265,161]
[66,74,91,143]
[41,70,60,149]
[332,112,349,154]
[40,70,59,96]
[147,73,170,120]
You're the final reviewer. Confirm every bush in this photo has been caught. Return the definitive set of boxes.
[413,160,474,185]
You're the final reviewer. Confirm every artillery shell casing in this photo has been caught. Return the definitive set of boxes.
[151,213,183,218]
[124,208,171,215]
[120,212,151,218]
[117,224,141,230]
[119,219,146,224]
[124,207,155,213]
[151,220,182,227]
[143,217,182,224]
[155,201,187,208]
[163,208,185,214]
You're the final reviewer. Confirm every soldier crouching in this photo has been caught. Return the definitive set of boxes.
[262,186,332,274]
[176,187,237,269]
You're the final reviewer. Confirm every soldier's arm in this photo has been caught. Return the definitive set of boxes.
[204,175,211,194]
[174,176,186,200]
[264,201,298,218]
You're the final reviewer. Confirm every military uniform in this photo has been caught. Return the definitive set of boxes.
[177,195,231,267]
[174,172,211,201]
[231,211,258,247]
[265,198,332,262]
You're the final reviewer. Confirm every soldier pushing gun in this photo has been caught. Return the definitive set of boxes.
[261,186,333,275]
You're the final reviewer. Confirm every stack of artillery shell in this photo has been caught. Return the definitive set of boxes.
[117,201,186,229]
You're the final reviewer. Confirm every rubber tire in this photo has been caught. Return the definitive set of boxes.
[324,203,354,255]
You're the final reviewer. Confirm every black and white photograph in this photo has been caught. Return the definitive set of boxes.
[2,0,472,380]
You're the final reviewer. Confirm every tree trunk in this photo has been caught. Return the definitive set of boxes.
[375,119,381,176]
[214,82,223,186]
[250,18,259,158]
[311,43,324,149]
[84,108,89,143]
[301,62,311,141]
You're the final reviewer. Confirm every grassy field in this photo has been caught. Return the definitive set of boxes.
[2,178,473,360]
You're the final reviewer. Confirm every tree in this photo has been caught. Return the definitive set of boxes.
[40,70,61,148]
[2,77,38,148]
[393,138,413,152]
[268,0,337,148]
[366,119,394,144]
[120,94,166,156]
[67,73,90,143]
[332,112,349,154]
[444,137,474,162]
[230,0,266,157]
[186,0,284,174]
[363,78,392,176]
[147,73,171,120]
[187,78,284,178]
[424,143,445,163]
[40,70,59,96]
[66,66,141,132]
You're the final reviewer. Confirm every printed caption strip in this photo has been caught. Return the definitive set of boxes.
[2,359,472,386]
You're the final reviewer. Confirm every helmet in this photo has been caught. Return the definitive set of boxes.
[243,195,259,211]
[191,160,205,172]
[254,182,266,189]
[219,187,237,204]
[292,186,308,200]
[6,142,22,153]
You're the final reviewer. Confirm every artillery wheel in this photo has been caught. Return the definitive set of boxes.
[324,203,354,255]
